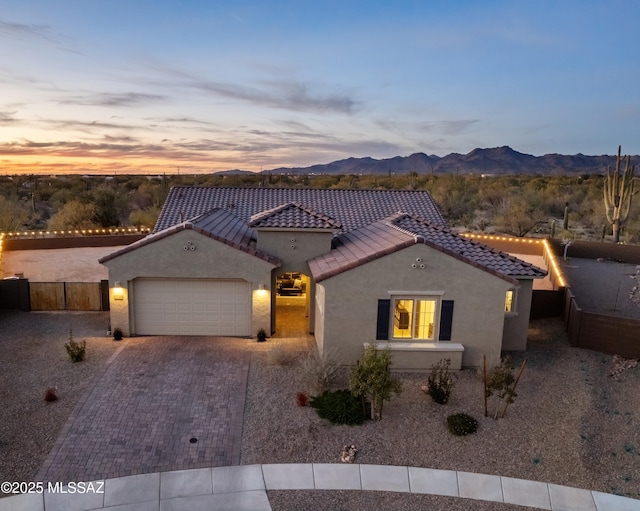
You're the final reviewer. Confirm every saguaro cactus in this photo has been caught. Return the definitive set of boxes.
[604,146,636,243]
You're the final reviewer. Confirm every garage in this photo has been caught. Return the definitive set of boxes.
[133,279,251,336]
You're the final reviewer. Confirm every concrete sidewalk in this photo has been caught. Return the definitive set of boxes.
[2,464,639,511]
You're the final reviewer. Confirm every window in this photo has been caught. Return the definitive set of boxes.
[376,298,454,341]
[505,289,516,313]
[393,298,437,340]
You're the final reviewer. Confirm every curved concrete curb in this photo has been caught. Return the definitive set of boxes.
[1,464,639,511]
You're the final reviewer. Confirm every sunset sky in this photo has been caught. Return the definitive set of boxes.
[1,1,639,175]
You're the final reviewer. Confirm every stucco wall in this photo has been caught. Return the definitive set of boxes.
[101,229,276,336]
[502,278,534,351]
[318,243,513,369]
[256,230,332,273]
[314,283,325,352]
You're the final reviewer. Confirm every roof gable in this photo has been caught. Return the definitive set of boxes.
[391,214,546,279]
[248,202,342,230]
[99,209,279,266]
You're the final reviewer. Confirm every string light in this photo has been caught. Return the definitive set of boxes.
[461,232,566,288]
[0,227,150,237]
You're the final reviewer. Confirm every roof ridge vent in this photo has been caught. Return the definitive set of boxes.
[385,221,420,242]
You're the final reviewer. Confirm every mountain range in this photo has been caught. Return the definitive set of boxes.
[247,146,636,176]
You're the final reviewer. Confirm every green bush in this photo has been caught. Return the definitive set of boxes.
[447,413,478,436]
[309,389,368,425]
[427,358,454,404]
[64,329,86,363]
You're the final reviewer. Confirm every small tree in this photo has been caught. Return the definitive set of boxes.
[561,235,574,261]
[349,345,402,420]
[484,356,526,419]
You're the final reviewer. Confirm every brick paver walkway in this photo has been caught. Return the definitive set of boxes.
[37,336,250,484]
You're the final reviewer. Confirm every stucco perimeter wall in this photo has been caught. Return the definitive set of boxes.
[318,243,512,369]
[101,229,276,336]
[502,278,534,351]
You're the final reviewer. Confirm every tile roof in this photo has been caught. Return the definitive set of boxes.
[191,208,255,246]
[248,202,342,230]
[154,187,446,233]
[308,213,546,283]
[308,222,416,282]
[99,209,280,266]
[391,214,547,279]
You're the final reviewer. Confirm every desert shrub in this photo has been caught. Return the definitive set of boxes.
[300,345,341,394]
[309,389,367,425]
[64,329,86,363]
[447,413,478,436]
[427,358,454,404]
[44,387,58,402]
[349,345,402,420]
[113,327,123,341]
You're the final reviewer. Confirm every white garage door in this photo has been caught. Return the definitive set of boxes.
[134,279,251,336]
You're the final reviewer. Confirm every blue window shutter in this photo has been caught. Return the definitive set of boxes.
[376,299,391,340]
[439,300,454,340]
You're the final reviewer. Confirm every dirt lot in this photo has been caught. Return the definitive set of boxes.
[561,258,640,319]
[1,246,126,282]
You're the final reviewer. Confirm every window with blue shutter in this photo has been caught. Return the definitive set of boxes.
[376,299,390,340]
[438,300,454,341]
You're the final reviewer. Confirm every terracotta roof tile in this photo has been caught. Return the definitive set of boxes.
[309,222,416,282]
[100,209,280,266]
[155,187,445,233]
[390,214,546,278]
[308,213,546,283]
[248,202,342,230]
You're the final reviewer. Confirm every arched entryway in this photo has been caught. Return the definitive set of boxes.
[274,272,311,337]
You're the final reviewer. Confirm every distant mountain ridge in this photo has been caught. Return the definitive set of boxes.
[260,146,635,176]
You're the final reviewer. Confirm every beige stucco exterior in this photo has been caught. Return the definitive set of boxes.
[314,243,514,369]
[502,278,534,351]
[102,224,537,371]
[102,229,276,336]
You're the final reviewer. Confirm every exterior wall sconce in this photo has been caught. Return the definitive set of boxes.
[256,283,268,297]
[113,281,124,300]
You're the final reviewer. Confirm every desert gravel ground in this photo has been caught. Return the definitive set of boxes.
[0,311,118,484]
[1,312,639,510]
[241,319,640,508]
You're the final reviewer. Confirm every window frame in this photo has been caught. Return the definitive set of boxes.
[504,287,519,316]
[390,295,442,342]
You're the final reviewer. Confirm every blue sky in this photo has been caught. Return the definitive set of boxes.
[1,0,639,174]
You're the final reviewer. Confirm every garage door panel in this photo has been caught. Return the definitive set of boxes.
[134,279,251,336]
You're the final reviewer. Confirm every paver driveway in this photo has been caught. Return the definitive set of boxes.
[37,336,250,484]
